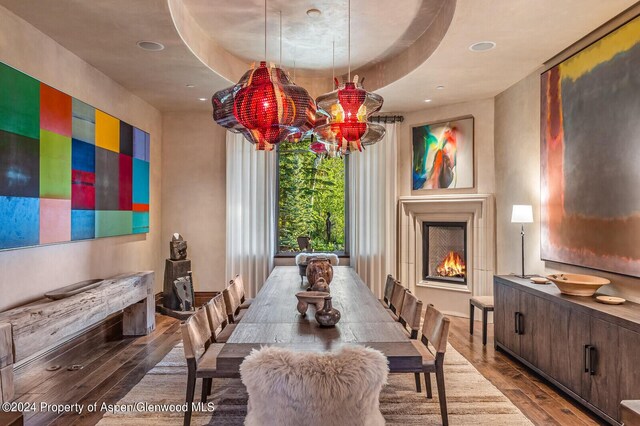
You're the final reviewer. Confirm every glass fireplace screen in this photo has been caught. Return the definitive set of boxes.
[423,222,467,284]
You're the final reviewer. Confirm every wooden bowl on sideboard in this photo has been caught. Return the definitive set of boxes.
[546,273,610,297]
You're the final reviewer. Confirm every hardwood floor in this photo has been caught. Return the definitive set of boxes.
[454,316,605,426]
[7,313,604,426]
[11,314,181,426]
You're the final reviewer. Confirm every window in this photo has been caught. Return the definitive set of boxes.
[277,139,347,254]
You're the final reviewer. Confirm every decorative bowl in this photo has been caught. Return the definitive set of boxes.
[296,291,329,315]
[546,273,610,297]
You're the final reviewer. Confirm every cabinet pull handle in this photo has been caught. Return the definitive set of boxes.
[589,346,596,375]
[518,312,524,335]
[584,345,590,373]
[514,312,520,334]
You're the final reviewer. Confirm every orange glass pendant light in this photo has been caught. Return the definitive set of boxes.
[314,76,385,152]
[313,0,385,153]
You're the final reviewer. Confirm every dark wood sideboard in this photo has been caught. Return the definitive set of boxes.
[494,275,640,425]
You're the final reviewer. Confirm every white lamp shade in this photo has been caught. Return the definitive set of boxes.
[511,204,533,223]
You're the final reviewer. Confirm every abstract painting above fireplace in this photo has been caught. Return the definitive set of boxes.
[541,15,640,278]
[412,117,474,190]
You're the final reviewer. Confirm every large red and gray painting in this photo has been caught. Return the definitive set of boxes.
[541,15,640,277]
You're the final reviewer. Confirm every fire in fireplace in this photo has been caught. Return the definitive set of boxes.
[436,251,466,278]
[423,222,467,284]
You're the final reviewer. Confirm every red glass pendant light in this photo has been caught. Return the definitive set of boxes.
[211,1,315,151]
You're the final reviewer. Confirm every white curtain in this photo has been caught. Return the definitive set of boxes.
[225,131,276,297]
[349,123,398,297]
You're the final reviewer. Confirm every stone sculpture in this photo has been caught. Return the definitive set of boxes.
[173,275,194,311]
[170,233,188,261]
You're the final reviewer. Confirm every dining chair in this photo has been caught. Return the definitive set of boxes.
[386,280,406,321]
[233,274,253,310]
[240,345,389,426]
[409,304,451,426]
[222,278,246,324]
[204,293,236,343]
[398,290,423,339]
[181,307,239,426]
[380,274,395,308]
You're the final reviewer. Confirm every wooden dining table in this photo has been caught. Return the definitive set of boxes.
[216,266,422,373]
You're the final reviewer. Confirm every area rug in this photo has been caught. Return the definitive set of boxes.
[97,343,532,425]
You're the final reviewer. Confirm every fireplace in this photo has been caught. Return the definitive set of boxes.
[423,222,467,285]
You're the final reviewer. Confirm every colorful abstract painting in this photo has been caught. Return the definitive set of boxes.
[0,61,150,250]
[541,16,640,277]
[412,117,473,190]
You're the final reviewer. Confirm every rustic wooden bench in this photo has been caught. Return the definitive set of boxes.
[0,272,155,403]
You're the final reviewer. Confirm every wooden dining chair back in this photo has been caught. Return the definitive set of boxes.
[231,274,254,309]
[182,307,211,361]
[223,279,244,324]
[421,303,451,355]
[382,274,395,306]
[415,303,451,426]
[181,307,238,426]
[398,291,423,339]
[204,293,228,342]
[389,280,406,315]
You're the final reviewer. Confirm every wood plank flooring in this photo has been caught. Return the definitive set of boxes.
[6,313,605,425]
[10,314,181,426]
[456,316,604,426]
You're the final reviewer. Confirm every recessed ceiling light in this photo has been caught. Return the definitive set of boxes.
[306,8,321,17]
[436,85,445,90]
[469,41,496,52]
[186,84,195,88]
[137,40,165,51]
[424,99,432,103]
[198,97,207,101]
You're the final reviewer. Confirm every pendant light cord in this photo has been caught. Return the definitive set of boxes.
[264,0,267,62]
[348,0,351,81]
[332,40,335,84]
[279,10,282,68]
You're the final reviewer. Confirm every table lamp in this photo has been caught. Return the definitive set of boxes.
[511,204,533,278]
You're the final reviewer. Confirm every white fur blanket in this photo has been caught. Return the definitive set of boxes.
[240,345,388,426]
[294,252,340,266]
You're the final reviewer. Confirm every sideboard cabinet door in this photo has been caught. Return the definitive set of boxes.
[566,309,591,401]
[494,281,520,355]
[519,291,552,370]
[589,317,620,421]
[618,327,640,420]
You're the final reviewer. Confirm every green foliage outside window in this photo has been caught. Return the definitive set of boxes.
[277,139,346,253]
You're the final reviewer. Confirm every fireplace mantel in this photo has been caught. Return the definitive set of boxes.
[398,194,496,316]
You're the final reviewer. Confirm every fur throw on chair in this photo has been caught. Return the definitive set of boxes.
[240,345,389,426]
[295,252,340,266]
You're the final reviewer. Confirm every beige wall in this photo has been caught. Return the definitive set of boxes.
[398,98,496,197]
[397,99,496,317]
[0,7,163,311]
[161,112,227,292]
[494,70,640,303]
